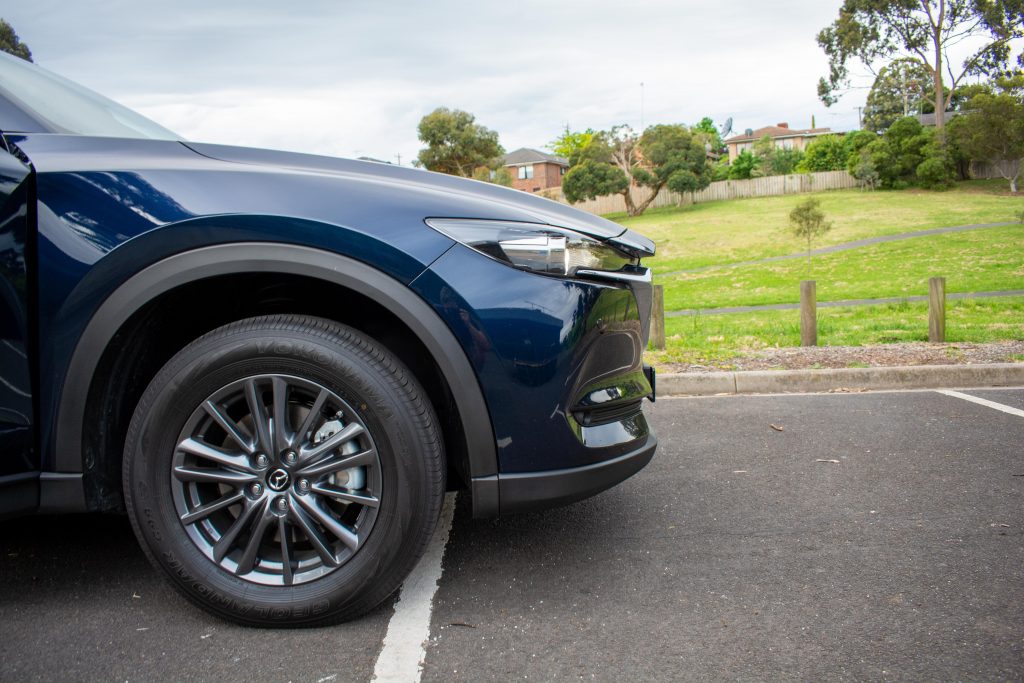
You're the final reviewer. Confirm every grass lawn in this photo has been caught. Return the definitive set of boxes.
[645,297,1024,367]
[659,224,1024,311]
[616,180,1024,364]
[617,180,1024,274]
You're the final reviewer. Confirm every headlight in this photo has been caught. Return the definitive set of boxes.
[425,218,636,277]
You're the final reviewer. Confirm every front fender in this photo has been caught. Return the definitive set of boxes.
[48,243,499,515]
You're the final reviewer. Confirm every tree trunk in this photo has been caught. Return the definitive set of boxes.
[622,189,638,216]
[931,1,946,139]
[999,159,1021,193]
[631,183,665,216]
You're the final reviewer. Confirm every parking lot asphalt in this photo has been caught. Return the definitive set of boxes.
[2,388,1022,682]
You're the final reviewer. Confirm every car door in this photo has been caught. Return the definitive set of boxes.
[0,138,36,516]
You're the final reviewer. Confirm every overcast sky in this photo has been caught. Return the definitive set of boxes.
[6,1,897,163]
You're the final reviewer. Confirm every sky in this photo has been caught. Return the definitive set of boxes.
[1,1,923,164]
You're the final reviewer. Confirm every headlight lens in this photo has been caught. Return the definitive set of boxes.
[425,219,635,277]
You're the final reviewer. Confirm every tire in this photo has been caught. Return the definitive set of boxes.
[123,315,444,627]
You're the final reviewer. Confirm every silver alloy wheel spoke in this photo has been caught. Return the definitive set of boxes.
[213,499,263,563]
[271,376,290,454]
[296,422,365,468]
[296,448,376,479]
[235,499,274,575]
[278,516,295,586]
[295,493,360,551]
[177,437,252,471]
[310,482,380,508]
[289,503,340,567]
[173,465,257,485]
[180,490,246,525]
[202,400,255,454]
[291,388,329,449]
[244,378,273,455]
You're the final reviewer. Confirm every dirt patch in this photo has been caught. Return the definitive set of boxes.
[660,340,1024,373]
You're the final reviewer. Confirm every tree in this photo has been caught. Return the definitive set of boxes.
[471,165,513,187]
[562,124,712,217]
[789,198,834,266]
[753,135,805,175]
[0,18,32,61]
[850,150,881,188]
[863,58,933,131]
[547,126,595,165]
[770,149,806,175]
[861,115,951,187]
[949,83,1024,191]
[842,128,879,159]
[728,150,760,179]
[692,116,725,155]
[797,134,849,171]
[415,108,503,177]
[817,1,1023,136]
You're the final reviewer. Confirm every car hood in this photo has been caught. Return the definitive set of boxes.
[184,142,655,257]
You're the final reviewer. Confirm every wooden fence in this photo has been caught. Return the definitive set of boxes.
[540,170,860,215]
[968,159,1015,180]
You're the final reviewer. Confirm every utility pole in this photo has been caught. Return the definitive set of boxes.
[640,82,645,131]
[855,106,863,129]
[395,153,402,166]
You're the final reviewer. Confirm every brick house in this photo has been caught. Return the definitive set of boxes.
[723,123,832,162]
[500,148,569,193]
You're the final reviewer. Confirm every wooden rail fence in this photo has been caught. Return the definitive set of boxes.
[649,277,952,350]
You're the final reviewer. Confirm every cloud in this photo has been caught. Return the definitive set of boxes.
[7,0,867,162]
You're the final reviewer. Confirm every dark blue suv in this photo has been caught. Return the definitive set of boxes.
[0,52,656,625]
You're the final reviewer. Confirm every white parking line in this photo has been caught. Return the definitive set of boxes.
[936,389,1024,418]
[371,491,456,683]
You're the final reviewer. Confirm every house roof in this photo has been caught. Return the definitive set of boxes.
[501,148,569,167]
[724,125,832,144]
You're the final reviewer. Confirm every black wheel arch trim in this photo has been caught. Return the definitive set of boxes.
[53,242,499,515]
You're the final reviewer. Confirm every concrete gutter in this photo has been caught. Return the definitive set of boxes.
[657,363,1024,397]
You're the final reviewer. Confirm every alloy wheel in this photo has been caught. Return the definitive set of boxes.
[170,374,382,586]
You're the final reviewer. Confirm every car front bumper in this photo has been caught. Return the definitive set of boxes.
[414,243,658,516]
[471,433,657,515]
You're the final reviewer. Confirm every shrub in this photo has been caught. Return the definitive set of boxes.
[849,151,879,189]
[728,150,759,179]
[862,116,944,189]
[916,153,954,189]
[797,134,847,172]
[712,158,731,181]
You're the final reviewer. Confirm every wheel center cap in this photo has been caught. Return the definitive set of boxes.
[267,468,291,492]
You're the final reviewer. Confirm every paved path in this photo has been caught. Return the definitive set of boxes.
[659,222,1018,277]
[666,288,1024,317]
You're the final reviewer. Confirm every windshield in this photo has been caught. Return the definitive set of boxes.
[0,51,180,140]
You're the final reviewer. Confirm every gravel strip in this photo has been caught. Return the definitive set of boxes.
[659,340,1024,374]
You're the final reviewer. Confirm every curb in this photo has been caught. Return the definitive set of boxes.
[657,363,1024,397]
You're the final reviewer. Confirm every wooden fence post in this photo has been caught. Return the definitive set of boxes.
[650,284,666,350]
[800,280,817,347]
[929,277,946,342]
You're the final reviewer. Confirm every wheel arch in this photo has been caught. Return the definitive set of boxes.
[53,243,499,516]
